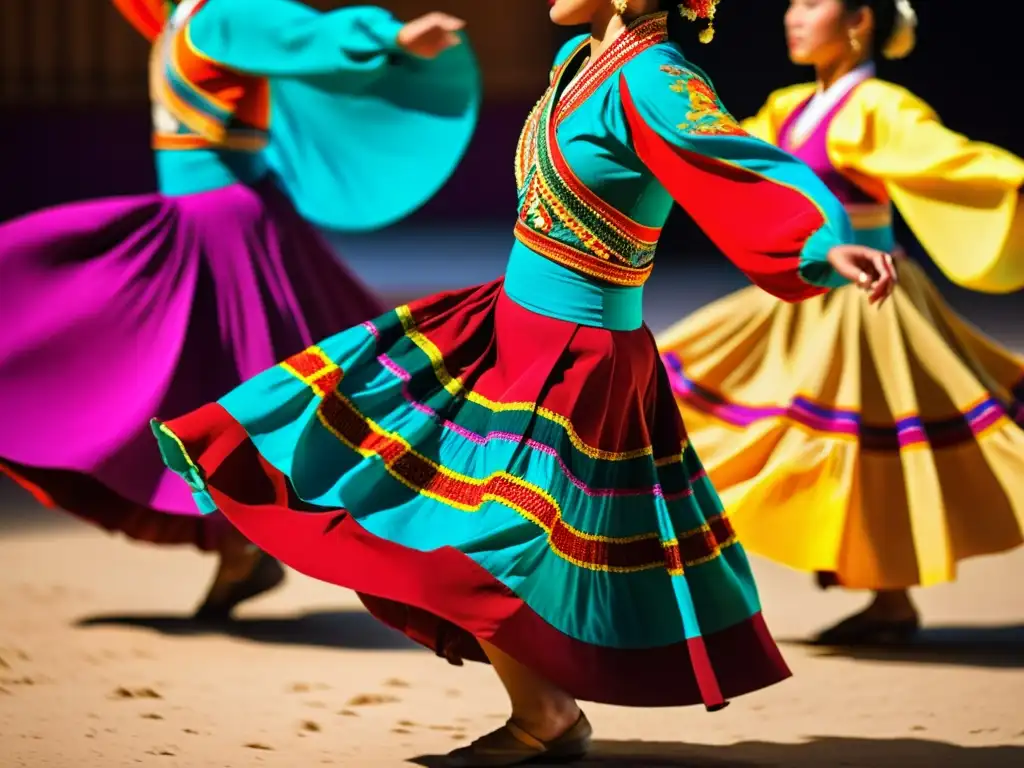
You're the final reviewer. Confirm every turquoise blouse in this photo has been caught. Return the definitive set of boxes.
[504,13,853,330]
[144,0,480,231]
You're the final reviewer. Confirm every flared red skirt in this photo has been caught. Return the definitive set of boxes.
[153,280,790,709]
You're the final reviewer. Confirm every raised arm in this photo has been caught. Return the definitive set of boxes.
[832,82,1024,293]
[620,55,856,302]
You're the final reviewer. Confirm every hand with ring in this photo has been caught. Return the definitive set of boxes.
[827,245,898,305]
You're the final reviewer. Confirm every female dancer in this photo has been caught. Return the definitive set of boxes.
[658,0,1024,645]
[151,1,895,763]
[0,0,479,619]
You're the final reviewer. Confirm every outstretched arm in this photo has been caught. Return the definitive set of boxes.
[620,58,893,302]
[187,0,461,78]
[833,84,1024,293]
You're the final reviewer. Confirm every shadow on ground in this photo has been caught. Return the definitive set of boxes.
[782,624,1024,670]
[75,609,421,651]
[412,736,1024,767]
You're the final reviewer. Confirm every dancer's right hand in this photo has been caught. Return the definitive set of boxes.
[397,13,465,59]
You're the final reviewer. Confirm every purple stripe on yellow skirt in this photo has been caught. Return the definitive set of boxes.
[662,352,1024,452]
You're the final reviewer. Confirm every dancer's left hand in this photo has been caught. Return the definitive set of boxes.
[397,12,465,59]
[827,245,898,305]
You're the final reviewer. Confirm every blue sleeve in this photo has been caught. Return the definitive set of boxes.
[187,0,404,78]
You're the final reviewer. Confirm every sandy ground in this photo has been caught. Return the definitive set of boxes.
[1,489,1022,768]
[1,253,1022,766]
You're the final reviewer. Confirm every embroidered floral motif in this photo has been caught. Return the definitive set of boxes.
[660,64,745,136]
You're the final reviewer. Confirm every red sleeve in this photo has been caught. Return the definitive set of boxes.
[620,75,833,302]
[112,0,168,42]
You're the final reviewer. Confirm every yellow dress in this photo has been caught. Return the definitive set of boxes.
[657,73,1024,590]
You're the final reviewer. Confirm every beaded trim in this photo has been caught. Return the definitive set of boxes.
[555,13,668,123]
[514,220,654,286]
[514,96,544,192]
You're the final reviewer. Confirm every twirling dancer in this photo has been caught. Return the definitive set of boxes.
[151,1,896,764]
[658,0,1024,645]
[0,0,479,619]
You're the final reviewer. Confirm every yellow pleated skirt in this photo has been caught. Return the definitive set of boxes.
[657,260,1024,590]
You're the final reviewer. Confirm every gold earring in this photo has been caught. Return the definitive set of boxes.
[848,30,862,53]
[612,0,629,14]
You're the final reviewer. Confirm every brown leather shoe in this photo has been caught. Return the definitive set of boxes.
[445,711,592,767]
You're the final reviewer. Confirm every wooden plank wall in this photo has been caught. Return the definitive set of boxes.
[0,0,554,105]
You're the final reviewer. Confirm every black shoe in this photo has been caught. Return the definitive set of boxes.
[813,612,920,646]
[193,553,285,622]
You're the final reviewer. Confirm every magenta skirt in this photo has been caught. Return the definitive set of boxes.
[0,180,384,550]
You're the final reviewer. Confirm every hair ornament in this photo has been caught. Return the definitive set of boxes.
[677,0,721,44]
[883,0,917,59]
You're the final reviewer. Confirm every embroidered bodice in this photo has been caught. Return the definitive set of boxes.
[507,13,852,300]
[514,16,671,286]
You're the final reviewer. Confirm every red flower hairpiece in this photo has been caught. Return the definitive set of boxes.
[678,0,721,43]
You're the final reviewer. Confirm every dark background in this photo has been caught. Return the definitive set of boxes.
[2,3,1020,224]
[0,0,1020,331]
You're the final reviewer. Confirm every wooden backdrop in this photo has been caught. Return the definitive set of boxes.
[0,0,555,105]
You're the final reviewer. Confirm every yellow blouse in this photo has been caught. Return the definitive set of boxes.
[743,79,1024,293]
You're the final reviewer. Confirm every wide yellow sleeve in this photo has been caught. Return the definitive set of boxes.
[829,81,1024,293]
[739,83,815,144]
